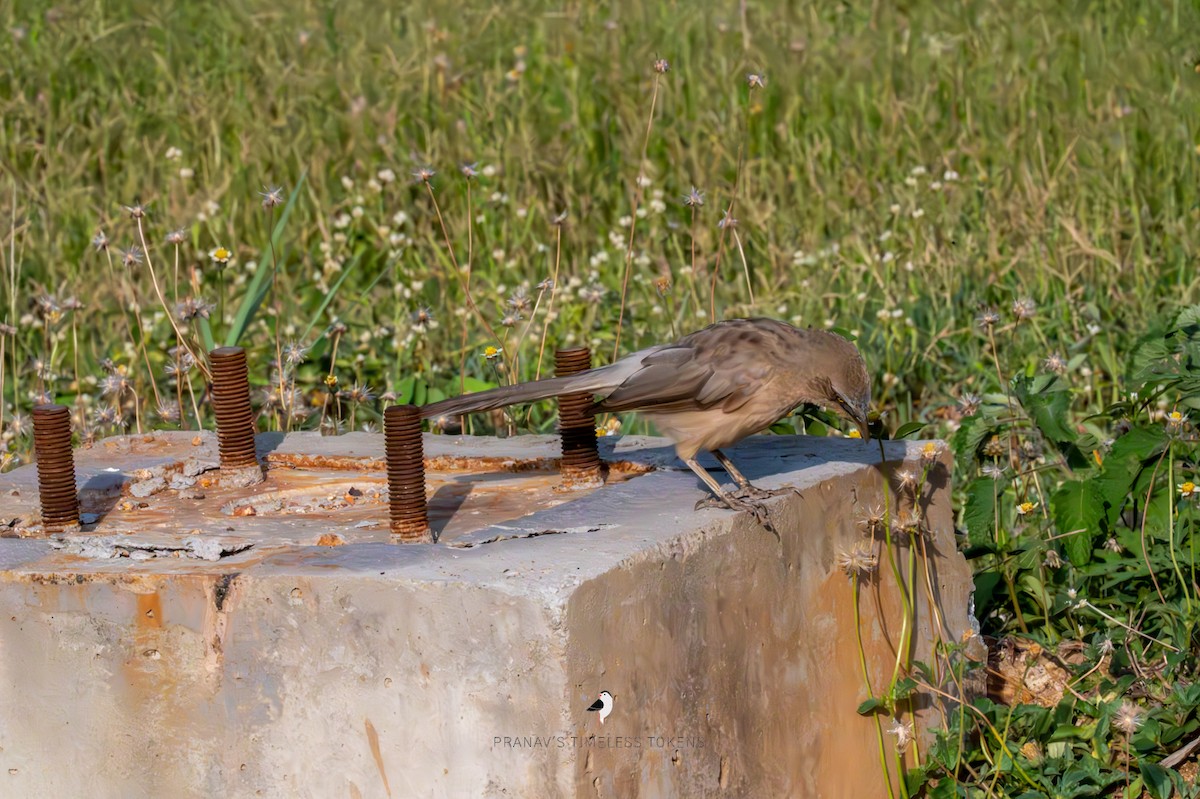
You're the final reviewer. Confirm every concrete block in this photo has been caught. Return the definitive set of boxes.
[0,431,974,797]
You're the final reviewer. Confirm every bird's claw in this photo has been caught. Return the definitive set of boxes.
[693,494,779,538]
[728,484,792,501]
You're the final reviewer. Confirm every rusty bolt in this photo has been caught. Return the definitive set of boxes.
[209,347,261,472]
[555,347,603,483]
[32,404,79,532]
[385,404,431,542]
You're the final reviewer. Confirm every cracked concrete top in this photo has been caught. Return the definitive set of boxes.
[0,430,922,605]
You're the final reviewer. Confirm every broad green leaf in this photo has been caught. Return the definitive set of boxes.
[1052,479,1103,566]
[1139,762,1173,799]
[1093,426,1166,528]
[952,412,997,464]
[1014,375,1076,446]
[962,478,997,551]
[893,421,925,439]
[856,697,882,715]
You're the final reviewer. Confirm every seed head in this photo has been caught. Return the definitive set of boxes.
[460,163,478,179]
[717,211,738,229]
[156,403,181,423]
[93,406,120,427]
[747,73,766,89]
[1104,537,1123,553]
[327,320,349,336]
[282,341,310,367]
[552,210,569,227]
[99,372,129,397]
[1043,353,1067,374]
[976,307,1000,329]
[887,719,914,753]
[1114,701,1144,736]
[836,540,878,579]
[653,58,670,74]
[122,201,147,220]
[958,392,981,416]
[165,229,187,246]
[895,468,920,493]
[683,187,705,207]
[1043,549,1062,568]
[1011,297,1037,321]
[413,166,436,184]
[91,230,110,252]
[121,246,144,268]
[260,185,285,209]
[175,297,214,322]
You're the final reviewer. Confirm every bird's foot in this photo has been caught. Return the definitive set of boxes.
[728,484,793,502]
[693,494,779,538]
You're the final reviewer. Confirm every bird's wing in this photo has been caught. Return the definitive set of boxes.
[587,699,604,711]
[595,334,772,415]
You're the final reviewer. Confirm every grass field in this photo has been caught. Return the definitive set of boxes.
[4,1,1200,794]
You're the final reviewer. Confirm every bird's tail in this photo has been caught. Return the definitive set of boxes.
[420,370,607,420]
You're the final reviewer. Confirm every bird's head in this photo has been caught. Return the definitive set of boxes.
[810,332,872,441]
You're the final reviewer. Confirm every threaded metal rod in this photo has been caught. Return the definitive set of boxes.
[209,347,260,470]
[32,404,79,532]
[555,347,602,481]
[385,404,431,542]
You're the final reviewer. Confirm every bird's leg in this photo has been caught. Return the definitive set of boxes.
[683,456,777,536]
[710,449,793,501]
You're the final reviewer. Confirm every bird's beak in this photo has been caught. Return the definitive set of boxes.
[856,412,871,443]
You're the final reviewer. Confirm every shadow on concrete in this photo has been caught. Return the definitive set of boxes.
[78,472,130,527]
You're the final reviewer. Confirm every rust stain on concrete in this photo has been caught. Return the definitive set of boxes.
[363,718,392,798]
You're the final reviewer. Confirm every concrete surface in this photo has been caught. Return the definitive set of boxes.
[0,431,974,798]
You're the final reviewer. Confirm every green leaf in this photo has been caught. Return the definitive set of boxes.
[301,247,363,341]
[962,478,997,551]
[891,676,918,699]
[1094,426,1167,527]
[1014,375,1076,446]
[952,412,997,464]
[856,697,883,715]
[461,377,498,394]
[1140,762,1173,799]
[1052,479,1103,566]
[224,174,307,347]
[196,317,215,353]
[893,421,926,439]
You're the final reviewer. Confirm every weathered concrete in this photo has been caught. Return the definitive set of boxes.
[0,431,973,798]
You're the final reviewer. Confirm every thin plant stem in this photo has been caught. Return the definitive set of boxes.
[535,224,564,382]
[854,574,897,799]
[424,180,498,345]
[731,229,755,306]
[613,69,662,361]
[134,219,210,381]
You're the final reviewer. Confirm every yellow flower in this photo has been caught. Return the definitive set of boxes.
[920,441,945,463]
[1181,481,1196,498]
[209,246,232,264]
[483,345,503,360]
[847,429,862,439]
[1016,501,1038,516]
[324,374,338,388]
[595,426,608,437]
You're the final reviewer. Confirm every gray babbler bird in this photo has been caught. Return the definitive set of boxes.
[420,318,871,517]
